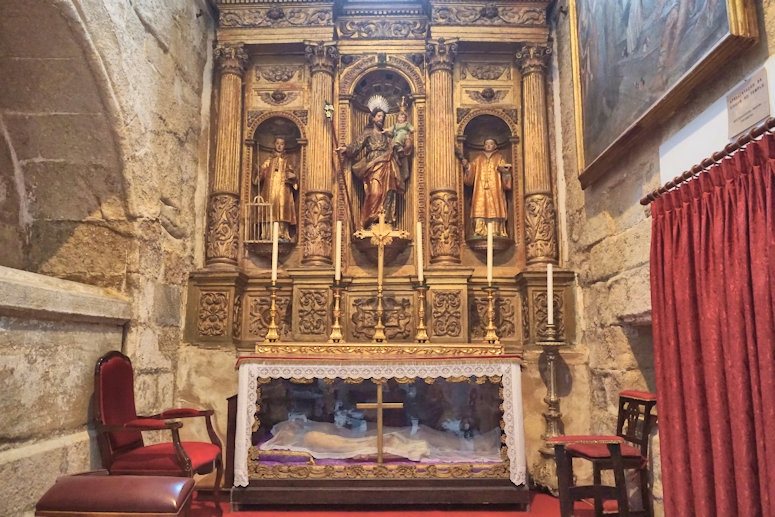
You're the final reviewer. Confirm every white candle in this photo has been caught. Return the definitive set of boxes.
[486,222,493,286]
[547,263,554,325]
[271,221,279,283]
[416,221,424,283]
[334,220,342,281]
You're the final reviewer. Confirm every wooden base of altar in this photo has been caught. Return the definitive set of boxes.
[230,479,528,509]
[229,354,529,509]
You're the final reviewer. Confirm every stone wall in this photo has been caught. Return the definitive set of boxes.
[550,0,774,514]
[0,267,130,515]
[0,0,215,515]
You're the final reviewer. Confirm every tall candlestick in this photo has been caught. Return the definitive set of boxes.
[547,263,554,325]
[416,221,424,283]
[271,221,279,283]
[486,222,493,285]
[334,220,342,281]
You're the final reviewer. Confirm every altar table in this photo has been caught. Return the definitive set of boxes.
[234,355,526,491]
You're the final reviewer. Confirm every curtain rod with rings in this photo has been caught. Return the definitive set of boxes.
[639,116,775,205]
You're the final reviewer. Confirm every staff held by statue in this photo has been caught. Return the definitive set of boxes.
[324,100,357,237]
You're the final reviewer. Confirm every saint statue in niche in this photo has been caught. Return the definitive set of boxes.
[460,137,512,238]
[254,135,298,241]
[337,95,410,229]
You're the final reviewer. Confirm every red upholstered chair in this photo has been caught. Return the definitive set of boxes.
[93,351,223,511]
[552,391,657,516]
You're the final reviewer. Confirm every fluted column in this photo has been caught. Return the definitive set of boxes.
[302,41,339,266]
[206,43,248,268]
[426,38,461,265]
[516,44,557,265]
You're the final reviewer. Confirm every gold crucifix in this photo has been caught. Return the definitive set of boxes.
[354,209,410,342]
[356,382,404,464]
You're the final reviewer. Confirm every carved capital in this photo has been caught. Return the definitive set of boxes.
[524,193,558,263]
[206,193,240,265]
[301,191,334,265]
[305,41,339,76]
[428,189,461,264]
[214,43,248,77]
[426,38,458,74]
[515,44,552,76]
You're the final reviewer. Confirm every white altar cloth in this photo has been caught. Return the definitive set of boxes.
[234,357,526,487]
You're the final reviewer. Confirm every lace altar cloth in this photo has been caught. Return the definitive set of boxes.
[234,357,525,487]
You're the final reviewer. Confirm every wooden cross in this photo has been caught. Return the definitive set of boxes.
[356,382,404,464]
[354,210,409,342]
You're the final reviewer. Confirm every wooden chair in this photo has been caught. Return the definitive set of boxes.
[93,351,223,512]
[548,435,630,517]
[551,391,657,516]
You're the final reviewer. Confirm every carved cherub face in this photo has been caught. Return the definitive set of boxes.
[324,102,334,119]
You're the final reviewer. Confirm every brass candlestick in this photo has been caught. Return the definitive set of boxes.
[532,324,565,494]
[482,285,500,344]
[329,282,344,343]
[264,282,280,343]
[414,283,429,343]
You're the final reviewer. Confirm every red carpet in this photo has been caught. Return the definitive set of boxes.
[190,491,595,517]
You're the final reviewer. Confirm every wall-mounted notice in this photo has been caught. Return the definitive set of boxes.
[727,67,771,138]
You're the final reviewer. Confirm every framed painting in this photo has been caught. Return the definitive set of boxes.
[570,0,759,187]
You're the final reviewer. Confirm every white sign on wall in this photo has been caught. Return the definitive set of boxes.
[727,67,771,138]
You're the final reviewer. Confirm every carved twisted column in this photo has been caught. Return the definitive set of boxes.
[303,41,339,266]
[426,38,461,265]
[516,44,557,265]
[206,43,248,268]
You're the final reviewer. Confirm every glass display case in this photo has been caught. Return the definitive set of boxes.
[232,359,527,508]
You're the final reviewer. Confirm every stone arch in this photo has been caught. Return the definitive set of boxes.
[0,0,128,289]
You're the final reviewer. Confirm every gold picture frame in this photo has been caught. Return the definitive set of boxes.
[570,0,759,187]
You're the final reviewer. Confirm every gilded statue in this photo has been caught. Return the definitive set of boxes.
[337,96,410,229]
[461,137,512,237]
[254,136,298,241]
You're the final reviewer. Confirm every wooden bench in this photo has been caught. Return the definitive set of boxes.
[35,474,195,517]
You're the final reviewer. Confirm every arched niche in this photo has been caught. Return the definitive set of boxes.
[242,113,306,257]
[338,66,417,265]
[457,113,517,253]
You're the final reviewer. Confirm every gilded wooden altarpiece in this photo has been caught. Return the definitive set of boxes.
[187,0,574,354]
[189,0,578,507]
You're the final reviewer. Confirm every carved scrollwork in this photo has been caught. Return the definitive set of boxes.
[521,293,530,341]
[470,296,515,339]
[337,19,429,39]
[525,193,557,262]
[247,294,292,339]
[255,65,303,83]
[301,192,333,264]
[462,63,511,81]
[351,296,412,341]
[428,189,461,262]
[233,292,243,338]
[297,289,329,336]
[198,291,229,337]
[219,7,332,29]
[535,291,564,340]
[431,290,462,338]
[206,193,240,263]
[433,4,546,26]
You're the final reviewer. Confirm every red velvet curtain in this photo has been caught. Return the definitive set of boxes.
[650,132,775,516]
